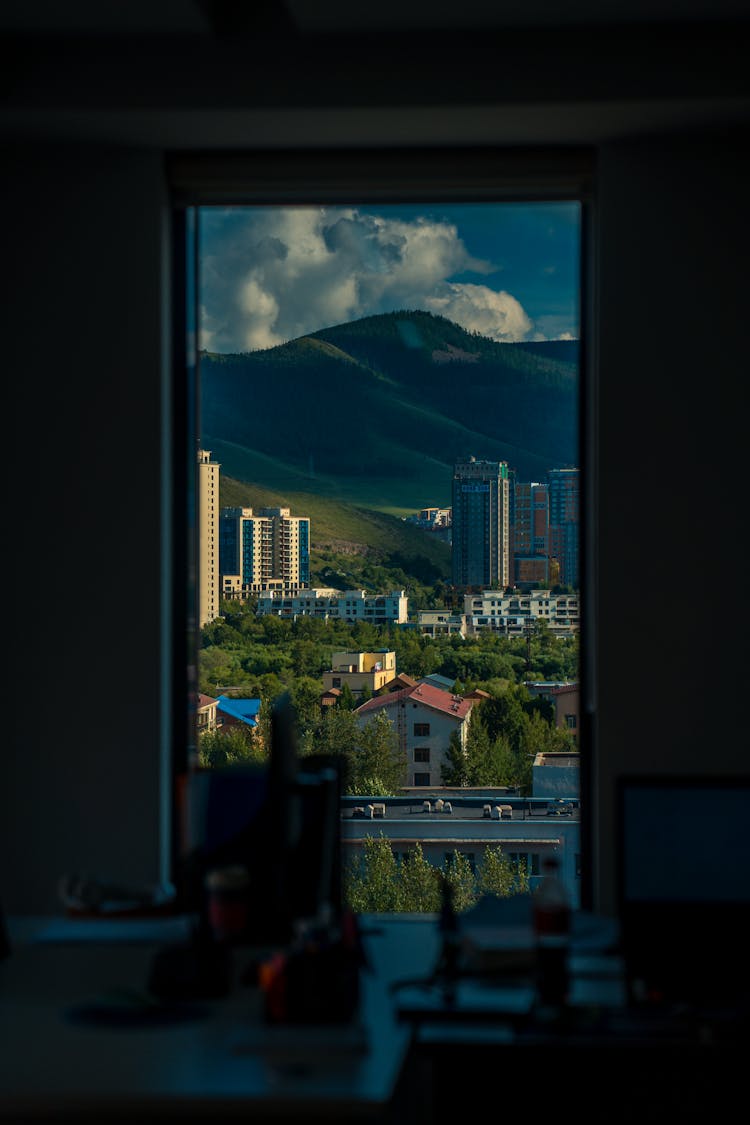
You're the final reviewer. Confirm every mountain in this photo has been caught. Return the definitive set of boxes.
[200,310,578,517]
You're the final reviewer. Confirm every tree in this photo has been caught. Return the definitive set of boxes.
[397,843,441,912]
[337,682,357,711]
[197,725,265,769]
[441,729,470,786]
[344,835,401,913]
[478,846,530,898]
[443,851,478,913]
[349,712,406,796]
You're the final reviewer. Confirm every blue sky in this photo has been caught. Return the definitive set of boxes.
[199,201,580,354]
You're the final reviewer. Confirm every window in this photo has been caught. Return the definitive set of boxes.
[172,147,591,914]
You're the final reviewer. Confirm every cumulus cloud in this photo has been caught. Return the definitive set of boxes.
[422,283,533,342]
[199,206,537,353]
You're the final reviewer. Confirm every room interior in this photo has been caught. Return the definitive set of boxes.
[3,1,750,1119]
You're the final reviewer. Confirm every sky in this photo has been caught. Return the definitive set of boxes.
[198,201,580,354]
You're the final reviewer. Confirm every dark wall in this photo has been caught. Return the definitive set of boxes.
[595,128,750,911]
[5,145,168,912]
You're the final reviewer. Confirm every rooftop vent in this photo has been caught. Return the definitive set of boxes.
[483,803,492,818]
[434,798,445,812]
[491,805,502,820]
[423,800,432,813]
[373,803,386,818]
[365,804,375,818]
[352,806,365,818]
[443,802,453,814]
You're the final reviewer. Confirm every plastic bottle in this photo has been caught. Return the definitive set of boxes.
[532,853,571,1007]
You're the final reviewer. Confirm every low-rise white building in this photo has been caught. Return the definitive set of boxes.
[340,793,581,908]
[256,588,408,624]
[464,588,580,637]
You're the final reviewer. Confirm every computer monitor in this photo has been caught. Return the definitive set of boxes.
[617,774,750,1010]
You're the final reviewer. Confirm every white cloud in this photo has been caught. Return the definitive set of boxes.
[422,283,533,342]
[198,206,536,353]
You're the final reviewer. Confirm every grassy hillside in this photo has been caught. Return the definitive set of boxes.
[220,475,452,591]
[201,310,578,517]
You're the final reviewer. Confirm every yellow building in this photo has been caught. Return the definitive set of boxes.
[322,650,397,699]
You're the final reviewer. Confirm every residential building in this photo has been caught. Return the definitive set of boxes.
[256,588,408,624]
[417,610,468,638]
[451,457,510,589]
[196,692,218,733]
[355,682,476,787]
[513,480,551,588]
[548,467,580,589]
[197,449,220,627]
[322,651,398,699]
[525,681,580,744]
[219,506,310,594]
[464,589,580,637]
[215,695,262,733]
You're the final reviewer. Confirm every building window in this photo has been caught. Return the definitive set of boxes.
[414,747,430,763]
[332,678,341,688]
[414,723,430,737]
[414,772,431,786]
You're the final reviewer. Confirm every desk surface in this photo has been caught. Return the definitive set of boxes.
[0,914,438,1121]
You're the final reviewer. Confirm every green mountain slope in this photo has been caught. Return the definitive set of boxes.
[220,475,452,590]
[201,310,578,516]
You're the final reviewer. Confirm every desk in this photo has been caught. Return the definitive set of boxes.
[0,915,426,1123]
[2,915,746,1123]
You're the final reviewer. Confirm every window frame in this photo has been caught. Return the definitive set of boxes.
[168,146,596,910]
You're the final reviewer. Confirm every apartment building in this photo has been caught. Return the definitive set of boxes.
[464,588,580,637]
[548,468,580,590]
[451,457,511,589]
[256,588,408,624]
[197,449,220,627]
[219,506,310,595]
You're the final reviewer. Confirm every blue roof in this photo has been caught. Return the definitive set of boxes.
[216,696,261,727]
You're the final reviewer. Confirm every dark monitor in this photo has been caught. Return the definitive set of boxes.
[616,774,750,1011]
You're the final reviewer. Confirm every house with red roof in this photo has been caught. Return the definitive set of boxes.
[354,682,476,788]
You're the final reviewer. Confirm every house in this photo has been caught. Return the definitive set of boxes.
[355,682,476,787]
[196,693,218,733]
[322,650,398,700]
[524,681,580,744]
[215,696,262,732]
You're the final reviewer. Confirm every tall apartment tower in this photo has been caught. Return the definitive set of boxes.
[513,481,554,587]
[219,506,310,594]
[548,467,580,589]
[197,449,220,627]
[451,457,510,589]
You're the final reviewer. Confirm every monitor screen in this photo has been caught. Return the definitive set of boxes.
[616,774,750,1008]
